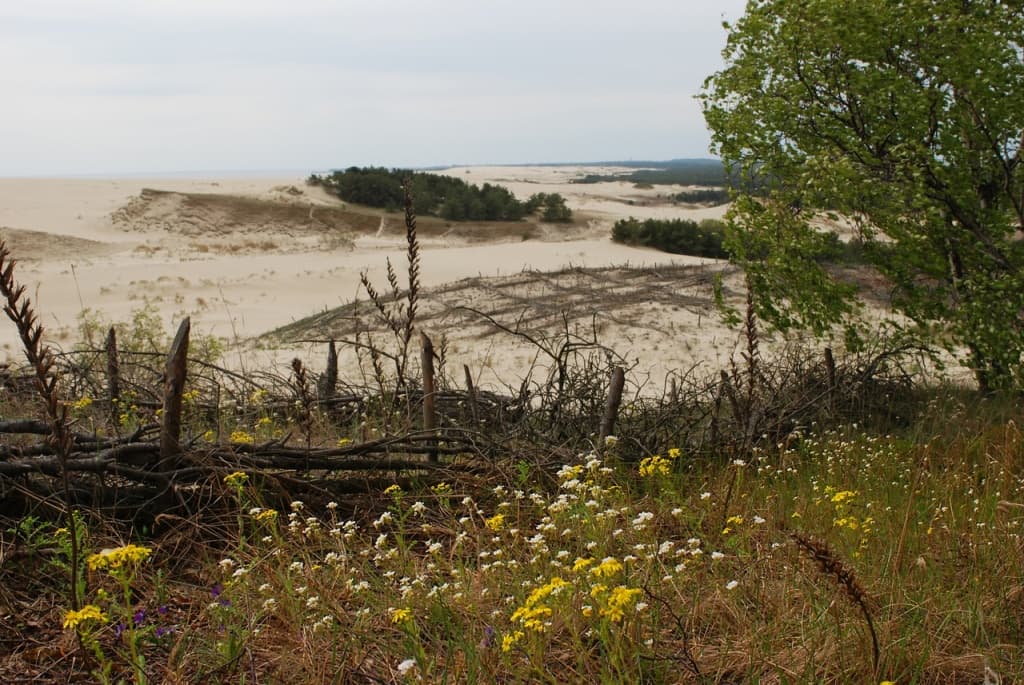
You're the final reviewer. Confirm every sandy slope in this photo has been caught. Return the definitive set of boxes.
[0,167,739,388]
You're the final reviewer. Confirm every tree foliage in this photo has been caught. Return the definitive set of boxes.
[314,167,572,223]
[701,0,1024,390]
[611,217,730,258]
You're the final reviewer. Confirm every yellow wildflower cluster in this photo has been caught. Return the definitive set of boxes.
[590,556,623,578]
[431,482,451,495]
[501,629,525,652]
[224,471,248,488]
[572,557,595,573]
[254,509,278,523]
[638,447,682,477]
[484,513,505,531]
[722,514,744,535]
[63,604,107,630]
[230,430,254,445]
[87,544,152,572]
[510,577,569,633]
[70,396,93,412]
[336,437,353,447]
[383,484,403,497]
[594,585,643,623]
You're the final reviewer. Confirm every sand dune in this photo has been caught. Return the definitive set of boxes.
[0,168,737,387]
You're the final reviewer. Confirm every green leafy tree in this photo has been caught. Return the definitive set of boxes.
[701,0,1024,391]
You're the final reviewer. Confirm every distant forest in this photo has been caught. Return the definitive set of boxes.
[309,168,572,223]
[571,159,731,187]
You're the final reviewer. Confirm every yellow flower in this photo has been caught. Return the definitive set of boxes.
[600,585,643,623]
[726,515,744,526]
[63,604,107,630]
[485,513,505,531]
[384,484,403,497]
[224,471,248,488]
[831,490,858,504]
[572,557,595,573]
[70,396,93,412]
[255,509,279,523]
[336,437,353,447]
[639,455,671,477]
[390,607,413,624]
[255,416,273,429]
[87,544,151,572]
[590,557,623,578]
[667,447,682,459]
[250,389,268,404]
[431,482,452,495]
[501,630,524,652]
[202,430,216,441]
[230,430,254,445]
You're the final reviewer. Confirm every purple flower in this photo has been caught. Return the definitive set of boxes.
[133,609,146,626]
[114,622,126,639]
[157,605,169,616]
[480,625,495,648]
[211,584,231,606]
[155,626,174,638]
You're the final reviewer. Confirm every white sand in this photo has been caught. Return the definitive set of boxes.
[0,167,740,388]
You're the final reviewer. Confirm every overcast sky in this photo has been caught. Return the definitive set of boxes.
[2,0,748,176]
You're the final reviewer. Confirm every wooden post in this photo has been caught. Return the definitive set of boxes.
[824,347,837,417]
[463,363,479,426]
[159,318,190,470]
[420,331,438,462]
[598,366,626,450]
[105,326,120,422]
[322,339,338,401]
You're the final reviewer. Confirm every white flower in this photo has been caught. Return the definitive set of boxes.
[700,492,712,500]
[397,658,417,675]
[753,515,766,524]
[218,558,235,570]
[290,500,305,511]
[732,459,747,467]
[410,501,427,515]
[326,501,339,510]
[711,551,725,560]
[725,580,739,590]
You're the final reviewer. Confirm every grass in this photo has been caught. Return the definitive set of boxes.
[3,389,1021,684]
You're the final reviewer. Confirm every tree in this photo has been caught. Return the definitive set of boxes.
[701,0,1024,391]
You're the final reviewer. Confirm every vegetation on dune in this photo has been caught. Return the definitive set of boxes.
[702,0,1024,391]
[570,159,731,187]
[672,187,730,206]
[5,366,1023,683]
[309,167,573,223]
[611,217,730,259]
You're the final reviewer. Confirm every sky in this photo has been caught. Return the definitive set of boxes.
[1,0,749,176]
